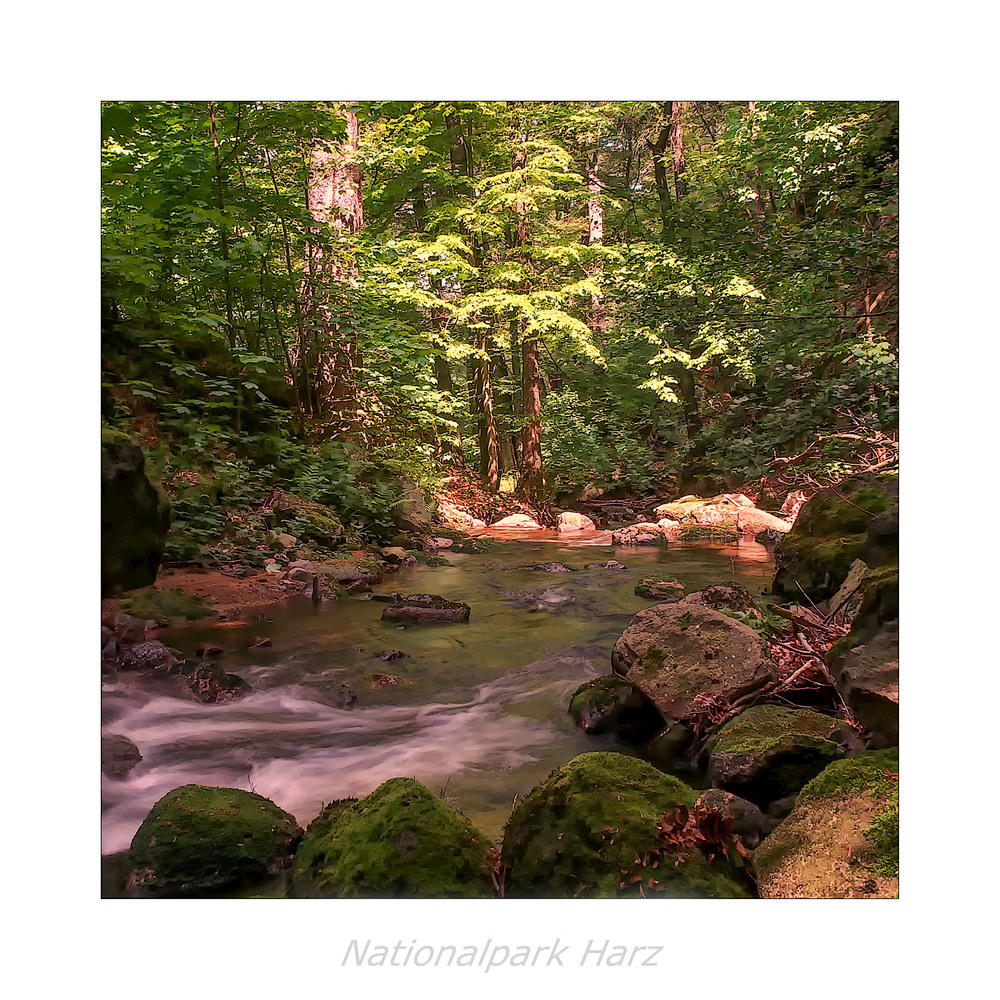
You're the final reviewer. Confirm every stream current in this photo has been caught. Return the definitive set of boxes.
[101,532,774,893]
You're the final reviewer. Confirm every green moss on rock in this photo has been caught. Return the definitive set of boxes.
[706,705,845,804]
[121,586,216,623]
[501,752,753,898]
[797,747,898,803]
[568,676,662,741]
[126,784,302,897]
[290,778,495,898]
[452,535,503,554]
[752,749,899,895]
[772,474,897,601]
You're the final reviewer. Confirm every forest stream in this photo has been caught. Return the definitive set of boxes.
[101,535,773,896]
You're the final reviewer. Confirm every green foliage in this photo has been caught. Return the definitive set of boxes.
[102,99,898,533]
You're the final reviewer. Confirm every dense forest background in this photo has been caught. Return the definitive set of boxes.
[101,100,898,555]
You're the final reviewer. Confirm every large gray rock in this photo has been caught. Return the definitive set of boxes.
[391,477,432,533]
[557,511,596,532]
[833,619,899,747]
[612,604,776,723]
[101,429,171,596]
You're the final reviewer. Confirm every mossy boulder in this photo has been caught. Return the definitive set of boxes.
[316,556,384,585]
[452,534,503,554]
[126,784,302,897]
[753,749,899,898]
[289,778,495,898]
[501,752,753,898]
[265,488,344,548]
[772,474,897,602]
[120,586,216,624]
[568,676,663,742]
[612,604,777,723]
[705,705,847,805]
[101,429,171,596]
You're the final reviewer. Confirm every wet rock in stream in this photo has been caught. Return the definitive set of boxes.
[379,594,471,624]
[102,734,143,778]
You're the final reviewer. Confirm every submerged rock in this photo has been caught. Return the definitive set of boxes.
[101,429,171,596]
[705,704,847,805]
[452,534,502,554]
[174,660,252,703]
[501,752,753,898]
[380,594,471,624]
[517,561,575,573]
[127,784,302,897]
[753,749,899,898]
[568,676,663,741]
[634,576,685,601]
[117,640,179,672]
[290,777,495,898]
[612,604,777,723]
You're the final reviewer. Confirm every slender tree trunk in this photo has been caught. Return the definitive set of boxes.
[520,331,544,505]
[646,113,672,235]
[476,330,501,490]
[669,101,687,201]
[747,102,766,231]
[208,102,237,347]
[586,146,606,342]
[508,116,544,504]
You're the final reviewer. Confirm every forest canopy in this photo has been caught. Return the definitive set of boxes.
[101,99,898,548]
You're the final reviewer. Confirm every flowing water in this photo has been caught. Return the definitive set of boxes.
[101,532,774,895]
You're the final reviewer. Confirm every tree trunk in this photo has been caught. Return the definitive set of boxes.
[476,330,501,490]
[747,102,766,231]
[208,103,237,348]
[520,330,544,505]
[509,118,544,504]
[301,105,364,431]
[669,101,687,201]
[646,113,672,235]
